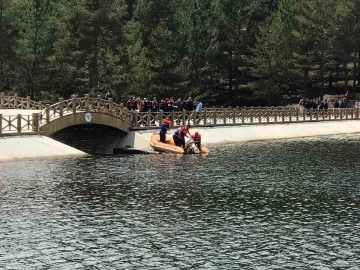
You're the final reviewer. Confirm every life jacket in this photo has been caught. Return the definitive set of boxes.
[163,119,172,127]
[191,133,201,142]
[179,126,189,135]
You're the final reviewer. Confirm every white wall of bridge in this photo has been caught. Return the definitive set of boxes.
[0,135,87,161]
[2,120,360,161]
[132,120,360,150]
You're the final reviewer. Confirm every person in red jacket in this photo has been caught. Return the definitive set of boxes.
[191,130,201,149]
[159,118,171,143]
[173,124,191,148]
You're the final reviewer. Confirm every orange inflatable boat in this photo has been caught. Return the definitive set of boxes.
[149,134,209,155]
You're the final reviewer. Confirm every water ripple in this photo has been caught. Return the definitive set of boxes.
[0,134,360,269]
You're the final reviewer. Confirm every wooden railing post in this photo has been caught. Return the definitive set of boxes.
[296,107,299,122]
[274,110,277,122]
[213,110,217,125]
[119,103,124,120]
[288,109,292,122]
[302,107,306,121]
[72,95,76,114]
[17,114,21,133]
[59,98,64,117]
[0,92,4,108]
[345,108,349,120]
[315,109,319,121]
[38,101,43,110]
[14,93,18,108]
[133,110,138,126]
[26,96,31,109]
[147,111,151,128]
[222,107,226,124]
[85,94,89,111]
[0,114,2,134]
[108,98,113,114]
[357,108,359,119]
[46,105,50,123]
[159,111,163,126]
[32,113,39,132]
[97,95,101,111]
[171,111,175,125]
[258,110,262,123]
[233,107,237,123]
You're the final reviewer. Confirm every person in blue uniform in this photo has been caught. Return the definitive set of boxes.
[159,118,171,143]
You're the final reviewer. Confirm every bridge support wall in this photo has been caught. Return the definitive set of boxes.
[40,112,131,136]
[132,120,360,150]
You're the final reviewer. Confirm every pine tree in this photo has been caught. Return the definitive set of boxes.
[2,0,67,99]
[54,0,127,98]
[0,0,15,92]
[126,0,189,99]
[336,0,360,91]
[293,0,341,98]
[173,0,212,98]
[206,0,256,104]
[250,0,300,105]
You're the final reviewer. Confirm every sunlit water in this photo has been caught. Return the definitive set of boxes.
[1,134,360,269]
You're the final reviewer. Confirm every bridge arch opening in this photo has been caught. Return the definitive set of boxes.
[50,124,129,155]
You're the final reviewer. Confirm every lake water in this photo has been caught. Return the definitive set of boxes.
[1,134,360,270]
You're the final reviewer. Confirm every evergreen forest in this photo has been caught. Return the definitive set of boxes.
[1,0,360,106]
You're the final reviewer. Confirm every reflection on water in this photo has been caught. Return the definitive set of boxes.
[1,134,360,269]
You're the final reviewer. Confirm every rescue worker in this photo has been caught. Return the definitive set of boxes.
[191,130,201,149]
[173,124,191,148]
[159,118,171,143]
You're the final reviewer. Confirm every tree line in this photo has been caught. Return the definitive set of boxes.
[0,0,360,106]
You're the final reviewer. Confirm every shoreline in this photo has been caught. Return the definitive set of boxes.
[0,135,88,162]
[1,120,360,161]
[132,120,360,149]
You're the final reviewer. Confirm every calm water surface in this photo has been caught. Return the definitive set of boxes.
[1,135,360,270]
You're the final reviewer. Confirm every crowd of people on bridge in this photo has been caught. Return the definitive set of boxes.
[125,96,203,113]
[299,97,348,110]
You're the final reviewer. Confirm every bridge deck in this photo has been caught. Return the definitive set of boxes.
[1,93,359,136]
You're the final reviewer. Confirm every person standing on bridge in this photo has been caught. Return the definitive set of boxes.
[105,90,113,100]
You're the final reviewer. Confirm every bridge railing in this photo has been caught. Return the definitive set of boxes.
[130,107,360,129]
[1,93,360,131]
[0,113,40,134]
[40,94,132,124]
[0,93,43,110]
